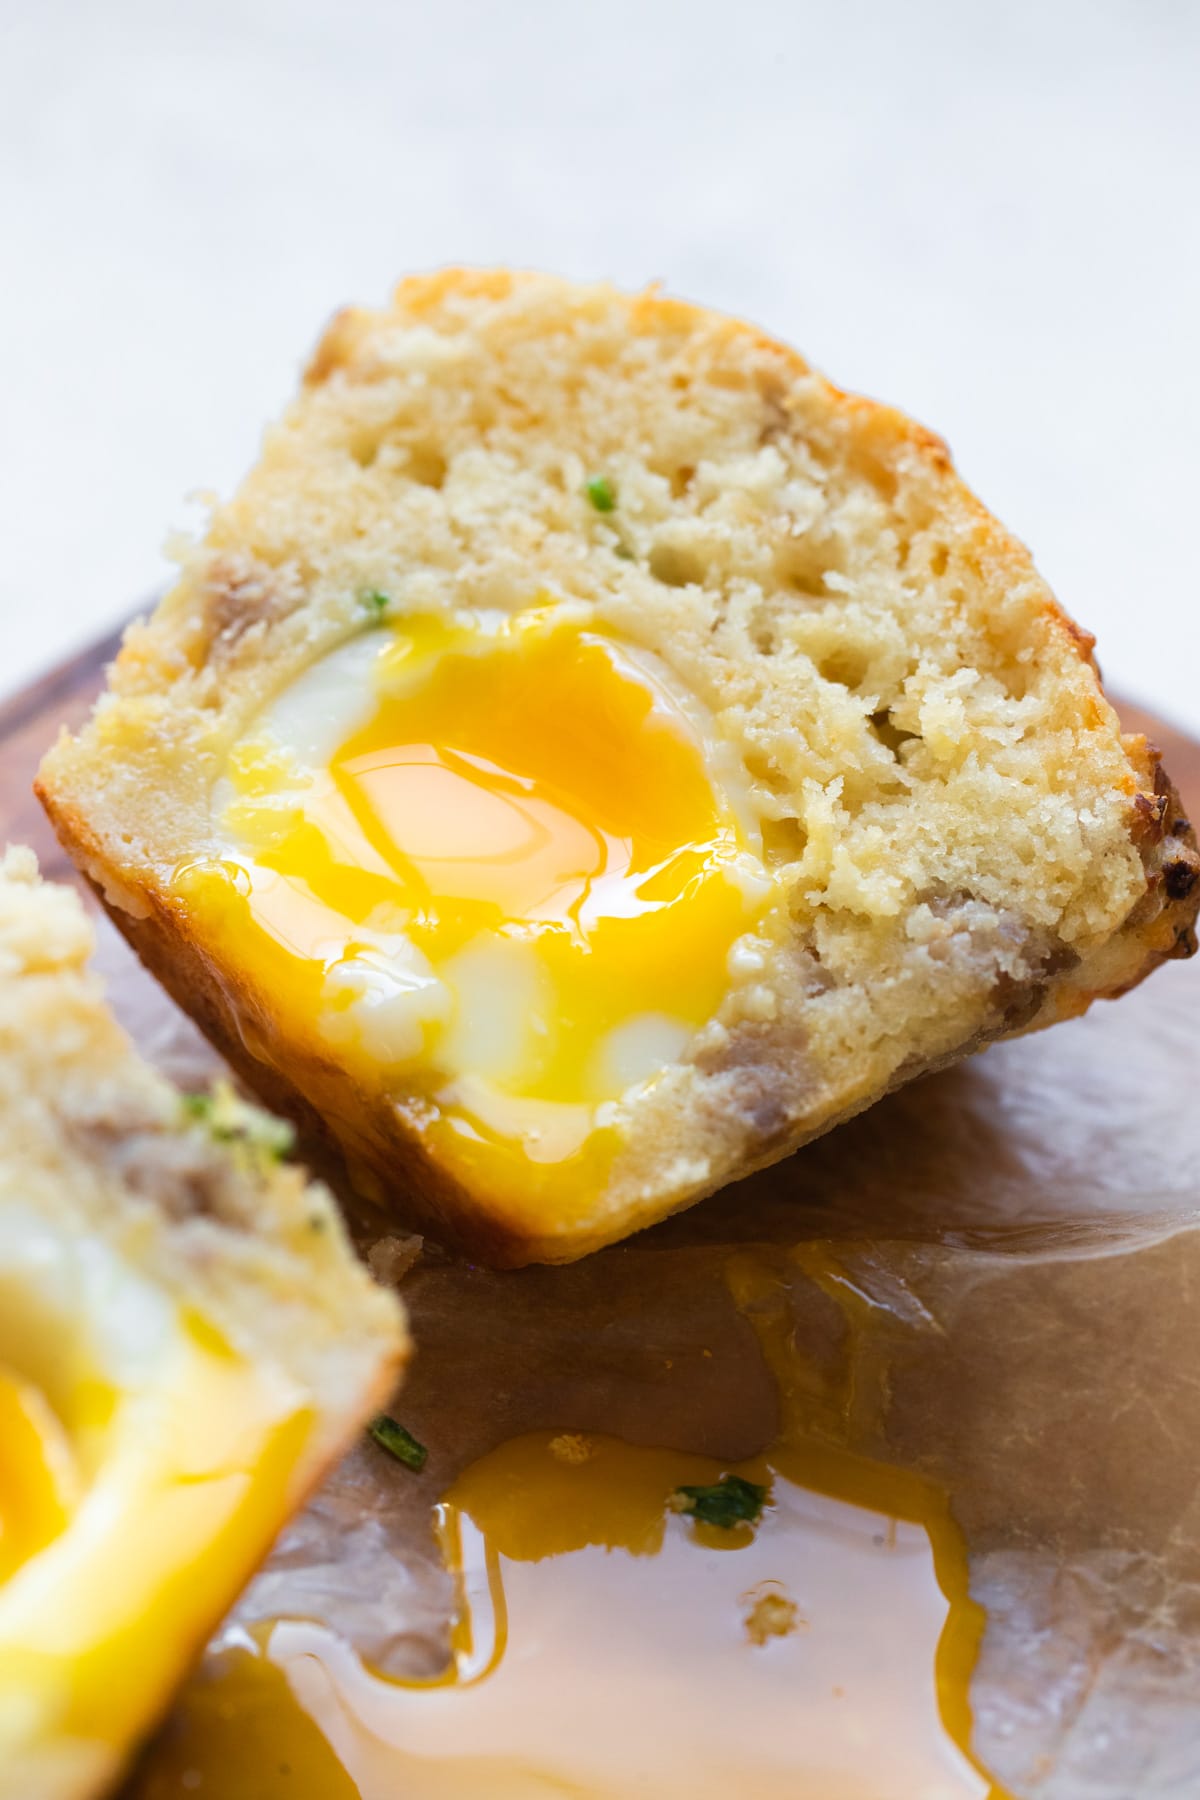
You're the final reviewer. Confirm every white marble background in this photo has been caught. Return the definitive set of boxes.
[2,0,1197,728]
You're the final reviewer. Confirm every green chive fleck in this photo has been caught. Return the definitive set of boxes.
[584,475,616,513]
[672,1474,768,1531]
[180,1085,294,1164]
[361,589,392,621]
[369,1415,428,1472]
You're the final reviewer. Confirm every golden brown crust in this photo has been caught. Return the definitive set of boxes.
[37,728,1198,1271]
[0,847,410,1800]
[32,785,502,1253]
[36,268,1200,1267]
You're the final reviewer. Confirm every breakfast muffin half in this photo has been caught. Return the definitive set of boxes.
[37,270,1199,1266]
[0,848,407,1800]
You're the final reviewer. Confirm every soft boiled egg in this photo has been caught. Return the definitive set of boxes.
[0,1217,311,1799]
[0,849,406,1800]
[187,604,771,1221]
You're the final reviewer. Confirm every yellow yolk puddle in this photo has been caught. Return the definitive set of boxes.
[126,1247,1014,1800]
[186,608,766,1215]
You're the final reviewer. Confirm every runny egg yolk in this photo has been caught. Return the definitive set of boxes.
[0,1227,313,1790]
[199,608,768,1207]
[0,1370,76,1583]
[126,1244,1012,1800]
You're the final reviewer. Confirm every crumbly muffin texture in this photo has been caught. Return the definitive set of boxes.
[37,271,1199,1263]
[0,844,406,1398]
[0,846,408,1800]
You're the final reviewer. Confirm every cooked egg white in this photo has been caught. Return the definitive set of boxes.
[189,605,773,1208]
[0,1206,312,1798]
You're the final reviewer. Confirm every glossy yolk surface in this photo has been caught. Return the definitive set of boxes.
[0,1370,76,1584]
[193,609,765,1213]
[127,1246,1014,1800]
[0,1237,313,1790]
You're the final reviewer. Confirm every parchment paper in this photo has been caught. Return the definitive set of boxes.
[93,897,1200,1800]
[8,661,1200,1799]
